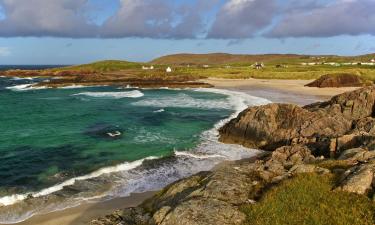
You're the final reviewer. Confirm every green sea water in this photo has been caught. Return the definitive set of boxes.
[0,76,268,223]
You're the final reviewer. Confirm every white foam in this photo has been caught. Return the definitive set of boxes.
[60,85,90,89]
[174,151,225,159]
[6,84,48,91]
[73,90,144,99]
[132,93,230,109]
[153,109,165,113]
[11,77,34,81]
[0,156,159,207]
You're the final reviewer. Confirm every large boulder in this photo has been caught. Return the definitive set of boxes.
[305,73,365,88]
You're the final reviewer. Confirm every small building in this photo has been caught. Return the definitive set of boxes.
[142,65,154,70]
[252,62,264,70]
[203,65,209,68]
[166,67,172,73]
[371,59,375,63]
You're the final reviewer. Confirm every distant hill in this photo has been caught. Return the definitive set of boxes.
[150,53,375,66]
[55,60,142,72]
[151,53,312,65]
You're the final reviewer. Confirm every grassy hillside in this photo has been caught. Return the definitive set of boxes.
[51,60,143,73]
[151,53,308,65]
[151,53,375,66]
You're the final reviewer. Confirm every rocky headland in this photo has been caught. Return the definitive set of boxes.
[91,86,375,225]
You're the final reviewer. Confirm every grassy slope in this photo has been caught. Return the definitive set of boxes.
[43,53,375,82]
[241,173,375,225]
[51,60,142,72]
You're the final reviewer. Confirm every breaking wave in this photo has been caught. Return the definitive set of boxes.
[73,90,144,99]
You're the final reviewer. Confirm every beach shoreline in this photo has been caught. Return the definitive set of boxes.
[7,78,359,225]
[202,78,359,105]
[7,192,156,225]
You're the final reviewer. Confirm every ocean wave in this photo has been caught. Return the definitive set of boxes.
[132,93,230,109]
[0,88,269,224]
[73,90,144,99]
[5,84,48,91]
[0,156,159,207]
[11,77,34,81]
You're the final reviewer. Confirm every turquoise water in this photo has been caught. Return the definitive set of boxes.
[0,77,233,195]
[0,76,268,223]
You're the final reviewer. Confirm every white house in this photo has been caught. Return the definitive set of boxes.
[371,59,375,63]
[142,65,155,70]
[203,65,209,68]
[166,67,172,73]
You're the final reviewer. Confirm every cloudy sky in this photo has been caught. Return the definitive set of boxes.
[0,0,374,64]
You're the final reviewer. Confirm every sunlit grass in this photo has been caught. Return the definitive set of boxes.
[241,173,375,225]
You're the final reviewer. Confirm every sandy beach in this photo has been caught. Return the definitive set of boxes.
[9,192,155,225]
[7,78,360,225]
[203,78,359,105]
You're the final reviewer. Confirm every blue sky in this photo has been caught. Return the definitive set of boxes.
[0,0,374,65]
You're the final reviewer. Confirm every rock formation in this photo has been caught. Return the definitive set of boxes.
[305,73,365,88]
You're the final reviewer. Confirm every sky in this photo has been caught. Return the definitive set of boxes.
[0,0,374,65]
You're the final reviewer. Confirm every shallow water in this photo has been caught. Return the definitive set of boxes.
[0,76,270,223]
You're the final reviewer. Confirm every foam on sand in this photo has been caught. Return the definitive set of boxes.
[73,90,144,99]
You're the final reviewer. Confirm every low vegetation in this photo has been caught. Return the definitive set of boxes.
[241,173,375,225]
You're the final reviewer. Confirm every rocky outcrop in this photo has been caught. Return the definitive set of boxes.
[220,86,375,155]
[91,146,320,225]
[305,73,365,88]
[92,87,375,225]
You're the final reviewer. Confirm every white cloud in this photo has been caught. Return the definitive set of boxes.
[207,0,277,38]
[268,0,375,37]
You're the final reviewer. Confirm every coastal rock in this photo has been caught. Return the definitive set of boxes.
[219,103,350,151]
[338,148,375,162]
[157,198,245,225]
[220,86,375,153]
[289,164,330,175]
[336,164,375,195]
[305,73,364,88]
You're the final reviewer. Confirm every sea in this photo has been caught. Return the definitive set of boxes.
[0,67,270,223]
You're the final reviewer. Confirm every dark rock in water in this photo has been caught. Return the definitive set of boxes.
[84,123,123,140]
[305,73,366,88]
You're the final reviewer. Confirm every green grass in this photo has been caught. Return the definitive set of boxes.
[241,173,375,225]
[53,60,143,72]
[45,58,375,82]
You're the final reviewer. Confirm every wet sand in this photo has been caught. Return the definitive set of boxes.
[10,192,155,225]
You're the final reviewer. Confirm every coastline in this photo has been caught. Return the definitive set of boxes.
[202,78,359,105]
[7,78,359,225]
[9,192,156,225]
